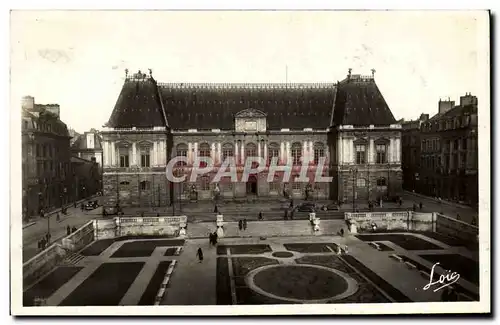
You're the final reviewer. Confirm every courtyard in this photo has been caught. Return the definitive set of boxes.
[23,228,480,306]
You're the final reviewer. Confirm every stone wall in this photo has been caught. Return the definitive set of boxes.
[436,213,478,242]
[95,216,187,238]
[339,169,403,203]
[102,171,169,211]
[23,243,67,288]
[61,220,95,252]
[345,211,434,231]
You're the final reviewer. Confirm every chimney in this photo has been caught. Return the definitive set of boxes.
[22,96,35,110]
[438,99,454,115]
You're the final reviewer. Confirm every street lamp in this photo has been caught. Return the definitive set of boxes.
[349,168,358,212]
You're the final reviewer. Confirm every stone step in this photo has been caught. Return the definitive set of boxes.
[62,252,85,266]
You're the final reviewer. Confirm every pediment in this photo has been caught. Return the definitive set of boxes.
[235,108,267,118]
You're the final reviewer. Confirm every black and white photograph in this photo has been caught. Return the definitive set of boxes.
[9,9,490,316]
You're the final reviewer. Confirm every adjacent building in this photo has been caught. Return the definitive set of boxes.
[21,96,72,218]
[401,94,479,206]
[101,69,402,213]
[71,156,101,201]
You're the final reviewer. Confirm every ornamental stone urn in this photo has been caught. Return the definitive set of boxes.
[216,214,224,237]
[179,221,187,237]
[313,217,321,232]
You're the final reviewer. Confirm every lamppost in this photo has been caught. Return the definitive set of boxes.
[349,167,358,212]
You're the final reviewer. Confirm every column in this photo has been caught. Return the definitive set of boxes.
[338,136,343,164]
[309,141,313,163]
[286,141,291,164]
[103,141,108,166]
[389,138,394,163]
[160,140,166,166]
[264,141,268,163]
[132,142,137,166]
[258,141,262,158]
[211,143,216,163]
[110,142,115,166]
[396,138,401,163]
[280,142,285,164]
[193,142,198,163]
[217,142,222,164]
[302,141,307,164]
[369,139,375,164]
[234,141,239,164]
[188,143,193,164]
[240,142,245,164]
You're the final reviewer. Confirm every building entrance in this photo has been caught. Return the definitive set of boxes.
[246,175,258,195]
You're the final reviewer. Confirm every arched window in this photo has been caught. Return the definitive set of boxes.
[222,143,234,162]
[376,178,387,186]
[245,143,257,158]
[176,143,188,166]
[291,142,302,165]
[268,142,280,165]
[313,142,325,165]
[198,143,211,168]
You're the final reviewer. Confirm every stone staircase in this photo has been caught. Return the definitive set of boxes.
[61,252,86,266]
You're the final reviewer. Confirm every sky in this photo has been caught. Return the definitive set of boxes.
[10,10,489,133]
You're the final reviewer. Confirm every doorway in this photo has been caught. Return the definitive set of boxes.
[246,175,258,195]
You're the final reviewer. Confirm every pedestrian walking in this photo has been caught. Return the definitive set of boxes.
[340,228,344,237]
[258,211,263,220]
[67,225,71,236]
[213,231,218,245]
[399,198,403,207]
[284,209,288,220]
[196,247,204,263]
[37,240,41,250]
[41,238,46,250]
[243,219,247,230]
[419,202,423,210]
[209,233,214,246]
[290,199,294,208]
[456,213,461,221]
[238,219,243,231]
[80,203,84,211]
[56,213,60,222]
[214,205,219,214]
[72,226,77,232]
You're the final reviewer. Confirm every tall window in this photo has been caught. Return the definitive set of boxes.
[355,145,366,164]
[376,178,386,186]
[246,143,257,158]
[176,144,188,166]
[198,143,211,168]
[314,143,325,165]
[268,143,280,165]
[376,144,387,164]
[356,178,366,187]
[291,142,302,165]
[222,144,234,162]
[140,147,150,167]
[119,147,130,168]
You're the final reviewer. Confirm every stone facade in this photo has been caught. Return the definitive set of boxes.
[101,70,402,210]
[330,125,403,205]
[101,128,171,212]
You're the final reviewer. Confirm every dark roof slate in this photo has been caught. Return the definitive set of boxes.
[107,77,167,128]
[332,75,396,126]
[159,83,336,130]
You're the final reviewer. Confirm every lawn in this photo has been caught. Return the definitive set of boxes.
[138,261,173,305]
[284,243,338,253]
[216,244,272,255]
[80,235,179,256]
[355,234,442,250]
[59,262,144,306]
[23,266,83,306]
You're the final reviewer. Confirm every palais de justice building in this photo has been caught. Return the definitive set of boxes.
[101,70,402,212]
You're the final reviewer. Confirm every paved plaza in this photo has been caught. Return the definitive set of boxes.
[23,225,479,306]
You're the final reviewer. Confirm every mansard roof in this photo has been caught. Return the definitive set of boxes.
[158,83,336,130]
[332,74,396,126]
[71,133,102,151]
[106,71,168,128]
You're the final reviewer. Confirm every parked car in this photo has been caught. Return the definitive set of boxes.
[84,200,99,210]
[296,202,316,212]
